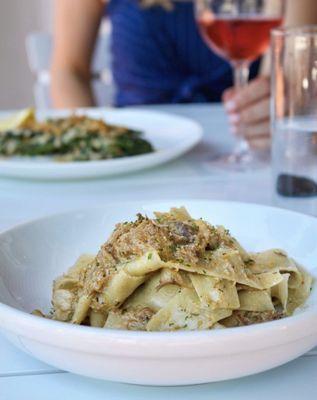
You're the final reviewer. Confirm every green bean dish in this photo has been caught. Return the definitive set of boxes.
[0,109,154,162]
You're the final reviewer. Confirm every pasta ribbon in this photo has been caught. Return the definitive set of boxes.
[43,207,313,331]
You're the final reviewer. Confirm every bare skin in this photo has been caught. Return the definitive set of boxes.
[51,0,104,108]
[222,77,271,150]
[51,0,317,147]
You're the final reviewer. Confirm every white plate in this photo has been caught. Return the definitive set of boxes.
[0,108,202,180]
[0,200,317,385]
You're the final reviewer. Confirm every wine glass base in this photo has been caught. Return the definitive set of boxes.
[205,150,269,172]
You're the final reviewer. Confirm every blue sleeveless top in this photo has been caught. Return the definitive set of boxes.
[107,0,260,107]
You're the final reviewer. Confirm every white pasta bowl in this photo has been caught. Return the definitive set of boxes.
[0,200,317,386]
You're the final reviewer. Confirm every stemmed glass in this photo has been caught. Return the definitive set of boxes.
[194,0,284,169]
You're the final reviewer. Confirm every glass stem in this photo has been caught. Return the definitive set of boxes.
[233,60,250,89]
[232,61,251,157]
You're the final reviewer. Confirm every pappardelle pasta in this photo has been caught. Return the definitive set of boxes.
[36,207,313,331]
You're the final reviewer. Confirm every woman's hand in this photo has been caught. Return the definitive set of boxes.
[222,76,270,150]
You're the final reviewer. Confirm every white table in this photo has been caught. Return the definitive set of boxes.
[0,104,316,399]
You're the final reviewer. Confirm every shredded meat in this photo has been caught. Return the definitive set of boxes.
[167,221,198,245]
[97,215,222,268]
[126,307,155,330]
[101,217,172,262]
[222,310,285,327]
[109,307,155,331]
[76,213,237,300]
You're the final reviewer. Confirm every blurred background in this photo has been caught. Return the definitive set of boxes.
[1,0,315,112]
[0,0,52,109]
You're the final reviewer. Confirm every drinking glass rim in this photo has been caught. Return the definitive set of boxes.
[272,25,317,38]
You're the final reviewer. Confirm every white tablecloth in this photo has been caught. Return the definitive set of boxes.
[0,104,316,399]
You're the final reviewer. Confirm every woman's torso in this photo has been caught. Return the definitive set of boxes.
[107,0,259,106]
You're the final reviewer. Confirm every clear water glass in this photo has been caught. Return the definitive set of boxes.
[271,26,317,215]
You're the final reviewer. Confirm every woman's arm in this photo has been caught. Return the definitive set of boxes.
[261,0,317,74]
[51,0,104,108]
[285,0,317,27]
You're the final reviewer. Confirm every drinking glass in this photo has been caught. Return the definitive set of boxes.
[271,26,317,215]
[195,0,284,169]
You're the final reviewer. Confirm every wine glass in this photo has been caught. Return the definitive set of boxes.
[195,0,284,169]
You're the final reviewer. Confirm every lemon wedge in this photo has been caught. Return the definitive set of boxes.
[0,108,36,131]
